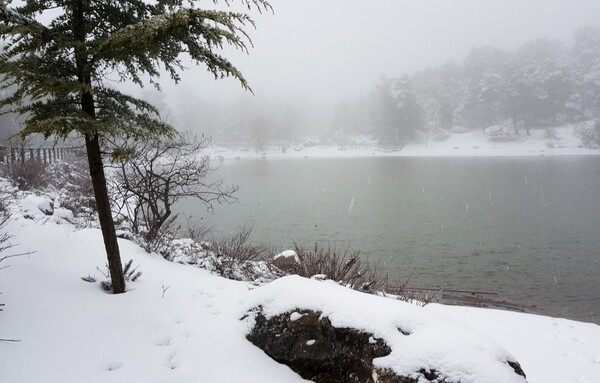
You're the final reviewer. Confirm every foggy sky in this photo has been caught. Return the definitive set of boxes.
[163,0,600,109]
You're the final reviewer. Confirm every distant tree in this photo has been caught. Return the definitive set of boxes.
[462,46,511,131]
[371,76,422,145]
[412,61,463,132]
[505,39,573,133]
[266,100,303,145]
[371,77,396,144]
[330,102,353,143]
[330,97,373,143]
[249,115,271,151]
[571,26,600,118]
[0,0,270,293]
[393,76,423,141]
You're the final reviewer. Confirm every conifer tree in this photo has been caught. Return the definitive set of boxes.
[0,0,270,293]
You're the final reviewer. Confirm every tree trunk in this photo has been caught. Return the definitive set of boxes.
[74,0,125,294]
[85,135,126,293]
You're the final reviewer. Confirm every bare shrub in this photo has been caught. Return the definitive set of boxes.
[183,217,213,243]
[213,226,271,262]
[212,226,277,280]
[383,273,442,306]
[288,243,440,305]
[290,243,388,293]
[3,159,48,191]
[140,215,180,256]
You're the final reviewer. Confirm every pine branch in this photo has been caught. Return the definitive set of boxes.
[93,8,253,90]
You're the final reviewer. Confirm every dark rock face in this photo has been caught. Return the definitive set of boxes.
[246,309,527,383]
[247,309,390,383]
[247,309,422,383]
[508,361,527,379]
[272,255,298,273]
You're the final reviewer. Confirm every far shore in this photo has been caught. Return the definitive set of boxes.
[206,126,600,160]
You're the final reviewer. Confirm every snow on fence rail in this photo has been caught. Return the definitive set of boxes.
[0,145,78,164]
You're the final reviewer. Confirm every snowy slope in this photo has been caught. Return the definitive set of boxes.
[1,201,600,383]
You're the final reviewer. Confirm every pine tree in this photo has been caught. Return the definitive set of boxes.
[0,0,270,293]
[462,46,510,131]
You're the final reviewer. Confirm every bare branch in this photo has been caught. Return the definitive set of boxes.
[108,133,237,248]
[0,251,37,269]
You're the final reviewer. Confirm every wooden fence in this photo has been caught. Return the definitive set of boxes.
[0,145,77,164]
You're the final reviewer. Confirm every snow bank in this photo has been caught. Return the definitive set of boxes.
[22,194,54,216]
[428,304,600,383]
[0,217,303,383]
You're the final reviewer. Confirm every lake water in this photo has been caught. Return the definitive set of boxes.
[175,156,600,324]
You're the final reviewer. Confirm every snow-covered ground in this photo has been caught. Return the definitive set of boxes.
[207,125,600,160]
[1,192,600,383]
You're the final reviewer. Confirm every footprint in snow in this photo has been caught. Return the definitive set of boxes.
[155,337,173,347]
[165,352,179,370]
[104,362,122,372]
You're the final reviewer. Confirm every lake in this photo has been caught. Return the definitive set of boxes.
[175,156,600,324]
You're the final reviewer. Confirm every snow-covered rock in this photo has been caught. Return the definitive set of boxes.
[247,308,396,383]
[272,250,299,272]
[23,194,54,216]
[243,276,527,383]
[274,250,299,262]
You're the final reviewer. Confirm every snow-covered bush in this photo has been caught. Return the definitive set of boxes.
[484,124,511,138]
[210,226,277,281]
[573,120,600,148]
[166,230,281,283]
